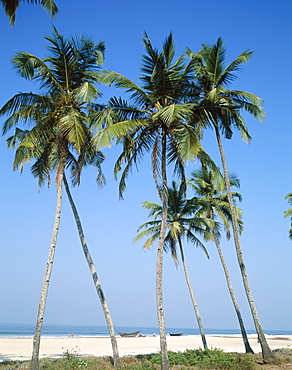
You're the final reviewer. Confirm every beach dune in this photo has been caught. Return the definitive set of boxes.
[0,335,291,362]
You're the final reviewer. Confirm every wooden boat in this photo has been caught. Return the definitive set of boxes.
[169,333,183,336]
[118,330,141,337]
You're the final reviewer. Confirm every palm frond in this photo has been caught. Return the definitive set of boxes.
[185,229,209,258]
[1,93,52,134]
[100,70,146,96]
[40,0,58,17]
[73,82,100,102]
[188,165,243,239]
[171,122,201,161]
[59,108,88,150]
[218,50,253,86]
[285,193,292,207]
[2,0,58,26]
[202,37,226,86]
[93,118,148,149]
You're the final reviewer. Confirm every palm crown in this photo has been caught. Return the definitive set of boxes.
[187,37,265,141]
[1,28,105,188]
[135,181,212,264]
[94,32,204,198]
[188,166,243,240]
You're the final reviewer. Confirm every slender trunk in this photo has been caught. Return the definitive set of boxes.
[178,238,208,350]
[156,128,170,370]
[215,126,277,363]
[210,211,253,353]
[30,181,63,370]
[63,174,121,368]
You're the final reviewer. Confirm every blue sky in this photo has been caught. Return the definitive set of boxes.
[0,0,291,332]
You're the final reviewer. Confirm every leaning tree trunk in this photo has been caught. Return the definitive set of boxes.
[178,238,208,350]
[214,125,277,364]
[63,174,121,368]
[31,180,63,370]
[155,128,170,370]
[210,212,253,353]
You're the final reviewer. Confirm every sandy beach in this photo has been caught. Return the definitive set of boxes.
[1,335,291,362]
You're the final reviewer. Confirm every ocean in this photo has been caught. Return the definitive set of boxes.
[1,323,291,338]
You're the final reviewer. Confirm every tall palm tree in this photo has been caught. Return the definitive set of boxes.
[284,193,292,240]
[186,38,276,363]
[135,181,212,350]
[188,166,253,353]
[94,32,204,370]
[1,0,58,26]
[0,28,121,369]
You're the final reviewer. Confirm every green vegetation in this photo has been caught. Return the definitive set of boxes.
[1,0,58,26]
[3,347,292,369]
[150,349,257,369]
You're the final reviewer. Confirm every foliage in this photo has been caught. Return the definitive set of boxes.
[0,352,258,369]
[1,0,58,26]
[186,37,265,141]
[3,348,292,369]
[269,347,292,364]
[1,27,106,189]
[134,181,212,262]
[94,32,204,198]
[150,349,257,369]
[188,166,243,241]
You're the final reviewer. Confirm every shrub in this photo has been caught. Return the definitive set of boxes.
[150,348,257,369]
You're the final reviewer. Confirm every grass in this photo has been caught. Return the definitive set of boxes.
[0,348,291,369]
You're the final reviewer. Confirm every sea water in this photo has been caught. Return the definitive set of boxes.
[0,323,291,338]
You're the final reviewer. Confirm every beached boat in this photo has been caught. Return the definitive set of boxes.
[118,331,141,337]
[169,333,183,336]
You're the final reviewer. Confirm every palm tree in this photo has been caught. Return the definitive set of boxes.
[135,181,212,350]
[1,0,58,26]
[186,38,276,363]
[0,28,121,369]
[188,166,254,353]
[94,32,204,370]
[284,193,292,240]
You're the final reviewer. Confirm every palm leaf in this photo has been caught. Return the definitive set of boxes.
[73,82,100,102]
[218,50,252,86]
[59,108,88,150]
[202,37,226,86]
[94,119,148,149]
[2,0,58,26]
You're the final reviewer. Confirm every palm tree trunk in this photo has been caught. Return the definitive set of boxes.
[63,173,121,368]
[211,218,253,353]
[156,128,170,370]
[30,180,63,370]
[214,125,277,363]
[178,238,208,350]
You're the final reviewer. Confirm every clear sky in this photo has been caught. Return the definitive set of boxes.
[0,0,291,332]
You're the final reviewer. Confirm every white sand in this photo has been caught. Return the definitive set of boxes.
[0,335,291,362]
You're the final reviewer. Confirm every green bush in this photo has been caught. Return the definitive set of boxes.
[150,348,257,369]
